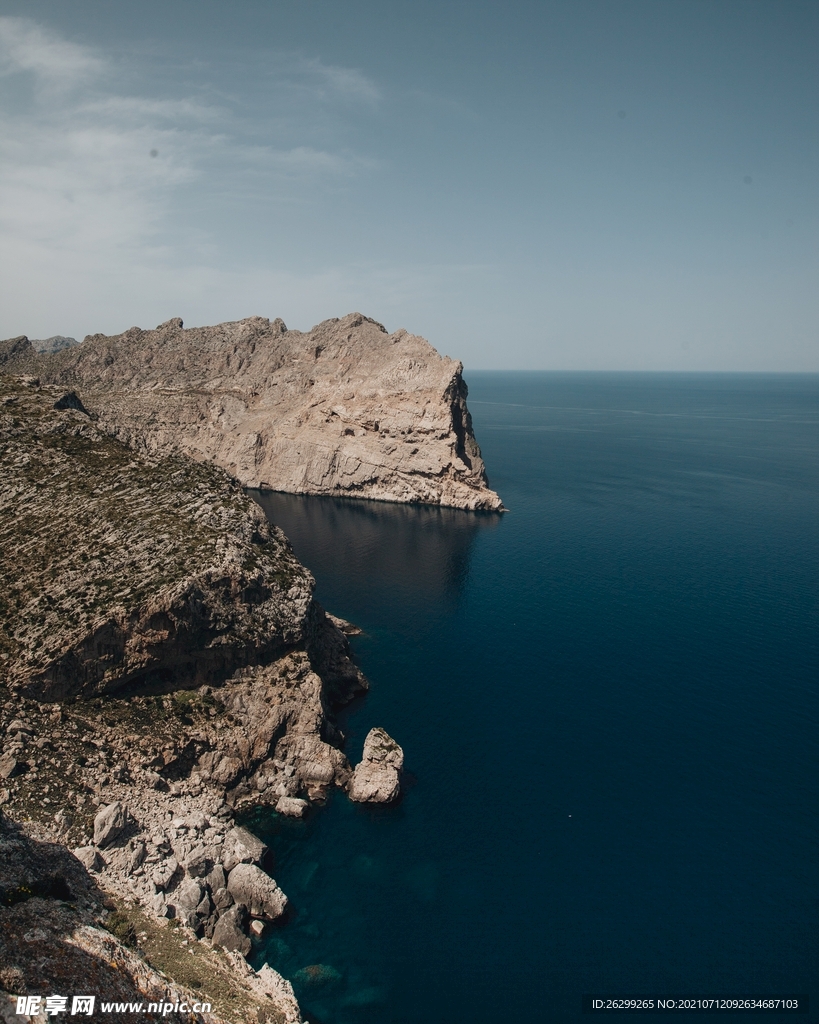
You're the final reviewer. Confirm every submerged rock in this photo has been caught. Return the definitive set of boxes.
[293,963,343,991]
[348,728,404,804]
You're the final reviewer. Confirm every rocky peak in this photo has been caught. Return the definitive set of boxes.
[2,314,504,510]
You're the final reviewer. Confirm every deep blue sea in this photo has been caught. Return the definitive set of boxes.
[246,373,819,1024]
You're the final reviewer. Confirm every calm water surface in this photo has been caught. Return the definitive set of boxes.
[246,373,819,1024]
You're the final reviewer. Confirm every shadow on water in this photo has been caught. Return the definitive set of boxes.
[248,490,500,614]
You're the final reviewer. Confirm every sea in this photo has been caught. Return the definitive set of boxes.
[244,373,819,1024]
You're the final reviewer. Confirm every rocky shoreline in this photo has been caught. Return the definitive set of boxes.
[0,374,405,1022]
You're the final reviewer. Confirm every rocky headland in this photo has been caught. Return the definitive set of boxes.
[0,374,405,1022]
[0,313,504,511]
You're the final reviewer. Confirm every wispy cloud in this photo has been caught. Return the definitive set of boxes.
[0,16,104,86]
[0,17,384,339]
[299,57,381,104]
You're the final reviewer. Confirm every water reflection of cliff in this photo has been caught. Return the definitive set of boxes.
[249,490,500,609]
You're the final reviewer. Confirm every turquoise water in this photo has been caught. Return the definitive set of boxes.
[246,373,819,1023]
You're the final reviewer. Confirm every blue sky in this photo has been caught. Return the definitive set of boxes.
[0,0,817,369]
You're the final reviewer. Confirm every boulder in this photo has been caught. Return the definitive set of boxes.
[195,893,212,919]
[226,863,288,920]
[211,904,250,956]
[126,841,146,874]
[185,810,209,832]
[206,863,227,892]
[148,893,168,917]
[73,846,102,871]
[0,754,22,780]
[168,877,203,925]
[151,857,180,891]
[184,844,210,877]
[93,801,128,847]
[212,886,234,911]
[348,728,403,804]
[276,796,309,818]
[221,826,267,873]
[53,808,73,833]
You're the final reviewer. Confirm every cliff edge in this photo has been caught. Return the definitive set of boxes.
[1,313,503,511]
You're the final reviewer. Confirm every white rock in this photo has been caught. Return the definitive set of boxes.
[73,846,102,871]
[226,863,288,920]
[275,796,309,818]
[151,857,179,891]
[253,964,302,1024]
[185,810,209,831]
[184,843,210,877]
[348,728,403,804]
[47,313,505,512]
[212,904,250,957]
[221,826,267,873]
[168,878,203,926]
[92,801,128,847]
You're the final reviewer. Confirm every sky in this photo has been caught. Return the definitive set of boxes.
[0,0,817,370]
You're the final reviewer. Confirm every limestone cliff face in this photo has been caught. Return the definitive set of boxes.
[4,313,503,511]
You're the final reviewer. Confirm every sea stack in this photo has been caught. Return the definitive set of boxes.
[348,727,404,804]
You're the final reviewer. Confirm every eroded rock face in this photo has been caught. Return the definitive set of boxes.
[250,964,301,1024]
[348,727,404,804]
[5,313,504,511]
[0,816,232,1024]
[0,371,371,1021]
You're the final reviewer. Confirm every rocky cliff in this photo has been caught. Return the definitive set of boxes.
[0,373,382,1021]
[1,313,503,511]
[1,375,319,702]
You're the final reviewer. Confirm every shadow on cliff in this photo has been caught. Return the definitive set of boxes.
[249,491,500,610]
